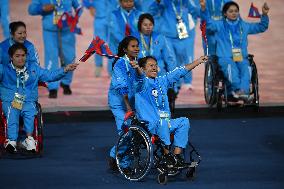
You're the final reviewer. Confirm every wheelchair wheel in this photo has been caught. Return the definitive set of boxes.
[116,126,153,181]
[34,102,43,156]
[250,59,259,109]
[204,56,218,106]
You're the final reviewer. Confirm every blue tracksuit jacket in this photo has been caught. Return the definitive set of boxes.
[149,0,199,84]
[83,0,118,69]
[0,0,10,38]
[202,0,231,55]
[108,7,142,75]
[135,66,190,148]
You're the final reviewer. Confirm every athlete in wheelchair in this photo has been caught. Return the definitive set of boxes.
[0,43,78,156]
[115,56,206,184]
[200,0,270,110]
[0,100,44,156]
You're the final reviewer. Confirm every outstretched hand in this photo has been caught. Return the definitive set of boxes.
[200,0,206,11]
[64,62,79,73]
[129,60,139,69]
[42,4,55,12]
[262,2,269,15]
[185,56,208,71]
[130,59,144,75]
[196,55,208,65]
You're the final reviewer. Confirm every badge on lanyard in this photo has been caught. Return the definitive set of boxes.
[176,16,189,39]
[232,48,243,62]
[159,110,169,119]
[212,15,222,20]
[12,93,25,110]
[53,0,64,25]
[159,111,171,128]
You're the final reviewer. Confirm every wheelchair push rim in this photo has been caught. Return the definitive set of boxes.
[204,57,218,106]
[115,126,153,181]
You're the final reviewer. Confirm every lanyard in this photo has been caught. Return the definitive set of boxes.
[171,0,183,19]
[52,0,63,7]
[122,54,130,74]
[153,79,165,110]
[123,54,137,77]
[11,62,27,89]
[140,33,153,57]
[228,25,242,49]
[120,7,129,25]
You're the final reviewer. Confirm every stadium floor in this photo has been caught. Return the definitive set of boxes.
[1,114,283,189]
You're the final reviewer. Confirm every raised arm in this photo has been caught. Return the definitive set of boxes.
[199,0,219,33]
[164,56,208,88]
[247,2,269,34]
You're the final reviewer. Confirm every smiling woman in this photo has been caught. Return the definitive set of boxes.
[0,21,40,66]
[134,55,207,168]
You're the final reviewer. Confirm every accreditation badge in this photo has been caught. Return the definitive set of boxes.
[232,48,243,62]
[53,7,64,25]
[176,16,189,39]
[159,111,169,119]
[11,93,25,110]
[212,15,222,20]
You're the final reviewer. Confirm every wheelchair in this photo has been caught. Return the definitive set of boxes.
[115,116,201,184]
[204,54,259,111]
[0,101,44,157]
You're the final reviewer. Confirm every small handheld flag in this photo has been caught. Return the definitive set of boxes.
[80,36,118,62]
[57,8,82,35]
[248,2,261,18]
[200,21,208,55]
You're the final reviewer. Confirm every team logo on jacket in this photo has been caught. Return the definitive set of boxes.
[152,89,158,97]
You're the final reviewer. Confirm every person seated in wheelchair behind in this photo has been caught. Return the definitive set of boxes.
[1,43,78,153]
[200,0,269,100]
[135,55,207,168]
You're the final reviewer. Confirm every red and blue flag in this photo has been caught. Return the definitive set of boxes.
[248,2,261,18]
[57,7,82,35]
[80,36,118,62]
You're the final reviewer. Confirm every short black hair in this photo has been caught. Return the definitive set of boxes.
[8,43,27,57]
[222,1,239,17]
[9,21,26,35]
[138,56,157,68]
[138,13,155,32]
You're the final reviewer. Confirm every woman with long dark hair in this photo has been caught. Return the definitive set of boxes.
[107,36,142,171]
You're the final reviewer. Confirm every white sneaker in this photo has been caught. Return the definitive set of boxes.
[22,136,36,151]
[4,139,17,153]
